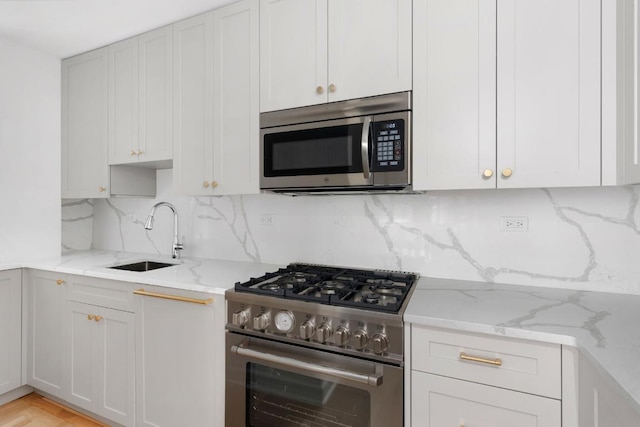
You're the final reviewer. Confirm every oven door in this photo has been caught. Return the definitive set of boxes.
[226,332,403,427]
[260,116,373,190]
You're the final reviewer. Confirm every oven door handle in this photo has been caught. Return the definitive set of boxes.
[361,115,372,180]
[231,344,383,387]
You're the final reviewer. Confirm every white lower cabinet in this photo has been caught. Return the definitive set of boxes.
[408,325,562,427]
[412,372,561,427]
[0,269,22,396]
[26,270,67,397]
[66,301,135,426]
[135,285,223,427]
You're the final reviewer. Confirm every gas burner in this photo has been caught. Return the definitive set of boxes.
[371,285,403,296]
[364,292,381,304]
[260,282,294,291]
[291,272,310,283]
[367,278,396,287]
[318,281,346,295]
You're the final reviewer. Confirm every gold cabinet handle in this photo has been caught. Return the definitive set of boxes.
[56,279,65,285]
[134,289,213,305]
[203,181,210,188]
[130,150,137,156]
[211,181,218,188]
[98,186,107,192]
[316,86,324,95]
[137,150,143,155]
[502,168,513,178]
[482,169,493,178]
[88,314,95,320]
[94,315,103,322]
[328,83,336,93]
[460,352,502,366]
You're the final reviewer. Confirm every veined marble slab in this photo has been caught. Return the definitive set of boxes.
[17,250,281,295]
[405,276,640,414]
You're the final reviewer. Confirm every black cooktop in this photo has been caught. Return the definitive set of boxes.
[234,263,419,313]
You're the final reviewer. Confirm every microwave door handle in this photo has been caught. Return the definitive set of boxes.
[231,344,383,387]
[361,116,372,180]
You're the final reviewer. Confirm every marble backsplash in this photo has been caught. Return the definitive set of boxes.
[62,170,640,295]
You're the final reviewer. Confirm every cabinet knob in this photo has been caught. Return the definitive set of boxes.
[56,279,65,285]
[88,314,95,321]
[130,150,137,156]
[137,150,143,155]
[482,169,493,179]
[211,181,218,188]
[328,83,336,93]
[502,168,513,178]
[203,181,210,188]
[94,315,103,322]
[98,186,107,192]
[316,86,324,95]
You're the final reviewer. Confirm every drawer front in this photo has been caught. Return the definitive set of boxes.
[411,371,561,427]
[411,325,561,398]
[67,275,135,312]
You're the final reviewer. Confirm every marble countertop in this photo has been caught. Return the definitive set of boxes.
[405,276,640,413]
[2,250,281,295]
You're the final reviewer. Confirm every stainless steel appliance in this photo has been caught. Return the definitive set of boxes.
[225,263,419,427]
[260,92,411,193]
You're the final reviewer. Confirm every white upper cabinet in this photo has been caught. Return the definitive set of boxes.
[109,25,173,166]
[260,0,412,112]
[62,48,109,198]
[173,0,259,196]
[414,0,601,190]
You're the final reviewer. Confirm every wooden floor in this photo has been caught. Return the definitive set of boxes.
[0,393,107,427]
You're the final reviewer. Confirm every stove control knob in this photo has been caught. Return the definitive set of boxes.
[316,323,333,343]
[353,330,369,350]
[372,333,389,354]
[232,309,250,327]
[253,312,271,330]
[334,326,351,347]
[300,320,315,340]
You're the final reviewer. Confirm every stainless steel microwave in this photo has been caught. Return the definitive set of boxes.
[260,92,411,193]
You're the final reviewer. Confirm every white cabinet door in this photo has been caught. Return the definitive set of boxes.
[577,351,640,427]
[413,0,497,190]
[327,0,411,103]
[135,286,222,427]
[109,37,139,165]
[26,270,67,397]
[138,25,174,164]
[260,0,327,112]
[412,372,561,427]
[413,0,600,191]
[172,12,215,195]
[0,270,22,396]
[174,1,260,196]
[67,301,135,426]
[212,0,260,195]
[62,48,109,198]
[496,0,600,189]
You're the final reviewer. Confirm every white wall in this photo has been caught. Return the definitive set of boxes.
[0,36,61,263]
[62,170,640,295]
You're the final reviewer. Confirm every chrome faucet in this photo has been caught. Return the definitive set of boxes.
[144,202,184,258]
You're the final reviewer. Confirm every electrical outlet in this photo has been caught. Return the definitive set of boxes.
[126,213,137,223]
[501,216,529,232]
[259,214,274,226]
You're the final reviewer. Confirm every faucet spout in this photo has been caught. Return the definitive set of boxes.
[144,202,184,258]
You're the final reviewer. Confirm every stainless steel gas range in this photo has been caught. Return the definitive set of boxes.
[225,263,419,427]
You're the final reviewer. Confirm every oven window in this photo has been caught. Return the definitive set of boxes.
[263,123,365,177]
[246,363,371,427]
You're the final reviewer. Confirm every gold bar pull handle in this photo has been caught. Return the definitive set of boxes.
[134,289,213,305]
[459,352,502,367]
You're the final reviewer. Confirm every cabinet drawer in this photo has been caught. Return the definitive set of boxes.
[67,275,135,312]
[411,371,561,427]
[411,325,561,398]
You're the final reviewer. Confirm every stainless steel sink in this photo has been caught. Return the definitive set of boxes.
[109,260,177,272]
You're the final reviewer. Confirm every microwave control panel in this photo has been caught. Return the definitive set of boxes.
[372,119,405,172]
